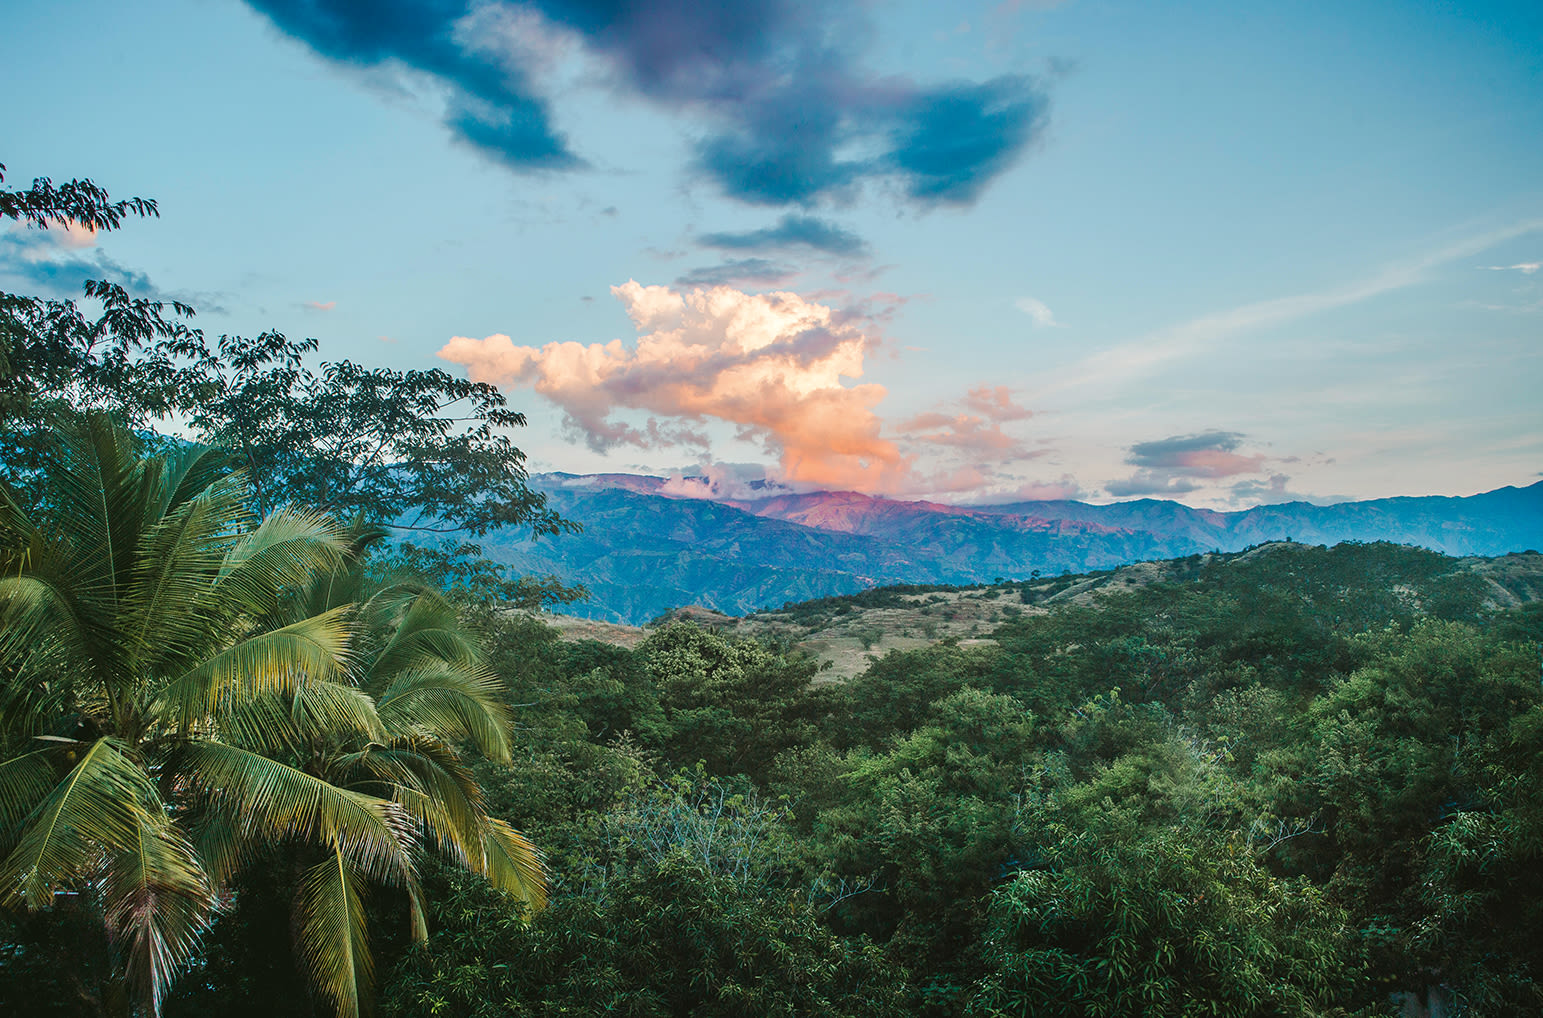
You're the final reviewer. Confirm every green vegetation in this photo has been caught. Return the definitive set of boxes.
[4,163,1540,1017]
[369,541,1541,1018]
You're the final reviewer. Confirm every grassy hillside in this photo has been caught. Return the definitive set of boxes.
[538,543,1543,679]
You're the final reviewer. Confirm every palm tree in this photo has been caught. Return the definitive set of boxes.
[201,520,546,1017]
[0,416,544,1016]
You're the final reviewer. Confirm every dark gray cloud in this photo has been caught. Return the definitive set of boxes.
[1108,430,1268,498]
[0,228,227,312]
[674,257,796,288]
[1127,430,1248,469]
[243,0,1050,207]
[247,0,577,169]
[884,77,1046,204]
[0,229,155,297]
[699,214,867,257]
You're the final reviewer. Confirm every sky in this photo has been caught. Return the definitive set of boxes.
[3,0,1540,508]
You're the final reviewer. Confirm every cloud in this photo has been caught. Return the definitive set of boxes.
[658,461,787,501]
[966,475,1086,503]
[244,0,1050,207]
[1484,261,1540,274]
[1126,431,1264,476]
[1107,430,1268,497]
[0,223,155,297]
[899,411,1026,454]
[698,214,867,257]
[1043,217,1543,396]
[439,280,911,490]
[304,299,337,311]
[963,384,1033,421]
[1228,473,1296,505]
[893,384,1043,494]
[245,0,577,170]
[674,258,796,288]
[1014,295,1060,327]
[900,386,1036,449]
[1105,475,1203,497]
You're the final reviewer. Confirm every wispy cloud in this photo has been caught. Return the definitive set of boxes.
[1014,295,1060,327]
[963,384,1034,421]
[699,214,868,257]
[0,222,154,297]
[1044,217,1543,395]
[1483,261,1540,274]
[304,299,336,311]
[894,384,1043,495]
[675,258,796,288]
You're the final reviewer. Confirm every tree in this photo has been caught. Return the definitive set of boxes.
[1,159,574,542]
[0,416,544,1016]
[967,818,1361,1018]
[188,330,576,537]
[0,164,206,497]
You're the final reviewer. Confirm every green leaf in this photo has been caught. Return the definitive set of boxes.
[296,847,373,1018]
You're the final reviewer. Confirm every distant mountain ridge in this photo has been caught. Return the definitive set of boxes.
[478,474,1543,623]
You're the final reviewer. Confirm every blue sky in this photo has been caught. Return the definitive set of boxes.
[3,0,1540,506]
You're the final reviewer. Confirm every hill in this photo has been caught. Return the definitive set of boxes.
[483,475,1543,624]
[533,545,1543,679]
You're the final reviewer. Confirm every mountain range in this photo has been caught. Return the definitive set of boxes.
[478,474,1543,624]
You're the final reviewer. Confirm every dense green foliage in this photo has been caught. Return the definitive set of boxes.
[351,542,1543,1017]
[0,419,544,1017]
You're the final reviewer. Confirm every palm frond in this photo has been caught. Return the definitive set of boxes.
[375,665,512,763]
[0,738,156,908]
[0,746,62,835]
[158,443,242,523]
[291,679,388,745]
[295,847,373,1018]
[151,607,353,730]
[0,574,85,677]
[187,807,246,890]
[0,479,39,558]
[175,741,411,883]
[366,588,482,682]
[50,414,153,607]
[103,810,213,1017]
[208,693,301,758]
[346,743,484,867]
[478,817,547,913]
[213,508,348,620]
[127,474,251,674]
[298,518,390,618]
[406,877,429,944]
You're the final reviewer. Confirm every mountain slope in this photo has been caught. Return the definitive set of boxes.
[486,476,1543,623]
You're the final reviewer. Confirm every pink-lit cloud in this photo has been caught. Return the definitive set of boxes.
[899,412,1025,454]
[439,281,912,491]
[963,384,1033,421]
[304,300,336,311]
[897,384,1039,460]
[1107,430,1270,497]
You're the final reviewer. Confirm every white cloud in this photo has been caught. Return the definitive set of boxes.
[1014,295,1061,327]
